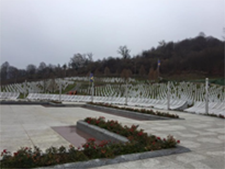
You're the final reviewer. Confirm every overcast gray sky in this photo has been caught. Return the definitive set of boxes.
[1,0,224,69]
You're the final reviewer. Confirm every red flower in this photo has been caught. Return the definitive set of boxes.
[96,120,100,124]
[163,138,166,141]
[101,149,106,154]
[1,149,7,156]
[98,140,108,147]
[138,131,143,136]
[86,144,89,148]
[157,137,161,140]
[87,121,90,124]
[128,136,134,141]
[14,152,18,156]
[88,138,96,142]
[177,140,180,143]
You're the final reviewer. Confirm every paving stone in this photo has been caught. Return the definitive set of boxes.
[197,137,223,144]
[176,153,206,163]
[0,104,224,169]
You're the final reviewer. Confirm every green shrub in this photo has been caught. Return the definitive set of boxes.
[1,117,180,168]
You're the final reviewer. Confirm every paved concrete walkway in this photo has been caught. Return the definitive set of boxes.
[0,104,224,169]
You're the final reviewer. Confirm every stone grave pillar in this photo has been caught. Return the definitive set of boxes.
[167,81,170,110]
[24,80,27,98]
[91,82,94,102]
[205,78,209,114]
[59,80,62,102]
[125,80,128,105]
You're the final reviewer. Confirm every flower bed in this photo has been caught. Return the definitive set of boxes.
[203,113,225,119]
[84,117,180,149]
[0,117,180,168]
[88,102,179,118]
[0,146,88,168]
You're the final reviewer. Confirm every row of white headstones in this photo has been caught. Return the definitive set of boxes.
[1,77,224,114]
[1,77,224,103]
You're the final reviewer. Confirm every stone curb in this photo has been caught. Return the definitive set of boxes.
[0,100,49,105]
[77,120,129,143]
[84,104,183,120]
[35,120,190,169]
[0,100,81,107]
[34,145,190,169]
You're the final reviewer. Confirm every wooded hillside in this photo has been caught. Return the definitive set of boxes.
[1,35,224,84]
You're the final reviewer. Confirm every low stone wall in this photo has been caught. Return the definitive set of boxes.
[74,120,190,169]
[77,120,129,143]
[0,100,65,107]
[36,145,190,169]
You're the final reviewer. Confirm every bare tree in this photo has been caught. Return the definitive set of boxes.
[69,53,87,70]
[198,31,206,37]
[117,46,131,59]
[87,52,93,62]
[139,65,146,76]
[26,64,36,75]
[62,63,67,77]
[94,68,100,76]
[148,67,156,80]
[8,66,18,82]
[158,40,166,47]
[121,68,132,81]
[38,62,47,71]
[104,67,110,76]
[0,61,10,80]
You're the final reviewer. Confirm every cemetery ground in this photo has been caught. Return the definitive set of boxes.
[0,104,224,169]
